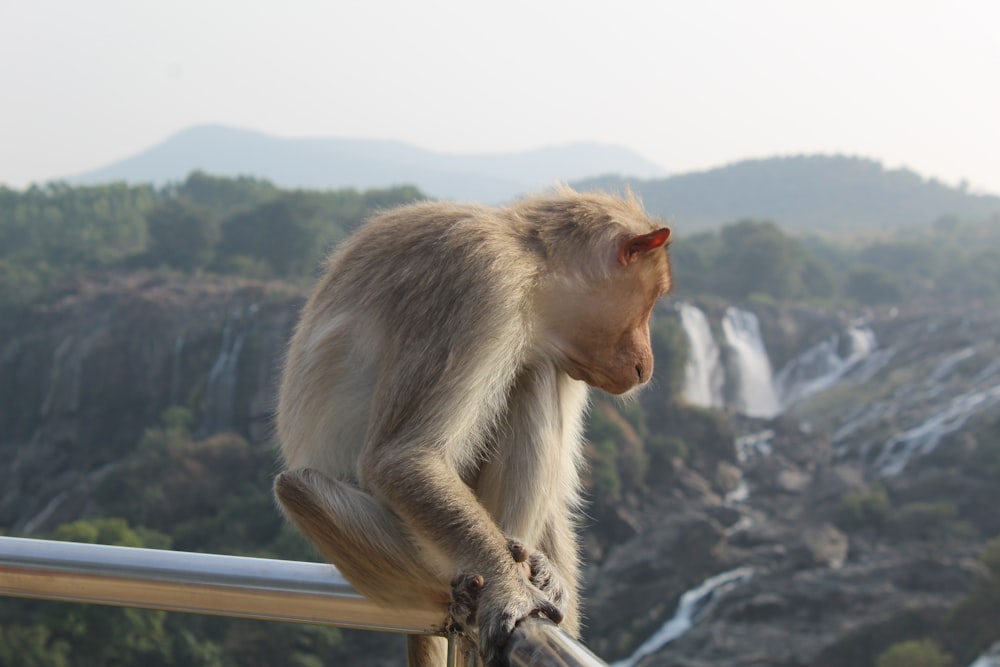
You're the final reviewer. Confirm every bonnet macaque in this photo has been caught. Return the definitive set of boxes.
[274,188,671,665]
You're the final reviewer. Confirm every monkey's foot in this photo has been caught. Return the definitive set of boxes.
[505,538,568,608]
[477,577,564,667]
[526,551,568,607]
[506,538,534,581]
[449,572,485,632]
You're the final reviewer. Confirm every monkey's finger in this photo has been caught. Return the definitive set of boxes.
[534,600,564,625]
[481,610,518,667]
[507,539,529,563]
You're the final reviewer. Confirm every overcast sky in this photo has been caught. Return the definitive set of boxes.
[2,0,998,194]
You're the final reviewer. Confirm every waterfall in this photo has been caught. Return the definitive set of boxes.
[722,308,780,419]
[927,346,976,382]
[873,382,1000,476]
[735,429,774,463]
[678,305,876,419]
[611,567,754,667]
[198,306,255,437]
[774,324,878,410]
[968,640,1000,667]
[679,303,725,409]
[168,334,185,406]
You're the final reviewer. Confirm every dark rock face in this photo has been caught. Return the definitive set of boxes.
[3,274,999,666]
[583,305,1000,666]
[0,272,299,531]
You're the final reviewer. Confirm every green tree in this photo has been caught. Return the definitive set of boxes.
[943,536,1000,661]
[0,625,70,667]
[668,231,717,295]
[859,242,941,282]
[845,266,905,304]
[875,639,951,667]
[714,220,802,299]
[650,311,689,399]
[835,485,890,531]
[217,195,321,277]
[694,220,835,301]
[981,536,1000,578]
[146,200,220,271]
[176,171,279,218]
[0,258,48,309]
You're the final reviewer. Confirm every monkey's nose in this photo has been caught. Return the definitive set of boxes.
[635,364,644,382]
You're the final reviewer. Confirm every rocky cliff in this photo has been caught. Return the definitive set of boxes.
[584,303,1000,666]
[2,273,998,666]
[0,272,299,531]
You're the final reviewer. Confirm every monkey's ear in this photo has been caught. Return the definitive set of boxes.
[618,227,671,266]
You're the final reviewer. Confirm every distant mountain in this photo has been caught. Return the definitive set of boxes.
[575,155,1000,234]
[69,124,667,203]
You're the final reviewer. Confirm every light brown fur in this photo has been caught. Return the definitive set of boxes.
[274,188,671,666]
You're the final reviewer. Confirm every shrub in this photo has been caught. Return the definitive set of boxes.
[836,485,890,530]
[875,639,951,667]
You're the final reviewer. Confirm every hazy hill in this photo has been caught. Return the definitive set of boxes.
[69,124,666,203]
[576,155,1000,234]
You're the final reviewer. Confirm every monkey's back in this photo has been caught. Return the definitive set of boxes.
[277,201,543,483]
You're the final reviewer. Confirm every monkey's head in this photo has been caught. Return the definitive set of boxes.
[537,220,672,396]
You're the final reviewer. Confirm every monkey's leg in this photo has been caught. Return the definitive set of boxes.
[274,468,448,609]
[536,520,581,637]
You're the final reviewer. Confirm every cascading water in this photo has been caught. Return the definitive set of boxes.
[872,381,1000,476]
[677,305,880,420]
[198,306,256,437]
[722,307,780,419]
[967,640,1000,667]
[169,334,186,406]
[774,324,878,411]
[679,303,725,409]
[611,567,754,667]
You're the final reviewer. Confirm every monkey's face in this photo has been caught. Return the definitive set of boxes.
[541,228,671,395]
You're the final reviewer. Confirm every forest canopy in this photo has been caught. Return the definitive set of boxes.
[0,173,423,308]
[2,172,999,311]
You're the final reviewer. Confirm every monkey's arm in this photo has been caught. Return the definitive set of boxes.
[361,438,562,665]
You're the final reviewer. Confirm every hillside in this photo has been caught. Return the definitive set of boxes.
[576,155,1000,234]
[3,274,999,666]
[2,176,999,666]
[68,124,666,203]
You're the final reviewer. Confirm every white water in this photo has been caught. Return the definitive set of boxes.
[968,640,1000,667]
[928,346,976,382]
[873,382,1000,476]
[678,305,881,420]
[169,334,185,406]
[734,429,774,463]
[198,307,254,437]
[679,303,725,409]
[611,567,754,667]
[722,308,781,419]
[774,324,878,411]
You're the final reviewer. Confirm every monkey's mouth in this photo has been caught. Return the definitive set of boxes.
[563,357,594,386]
[568,368,594,386]
[565,359,631,394]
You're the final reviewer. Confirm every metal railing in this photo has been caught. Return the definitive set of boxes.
[0,536,605,666]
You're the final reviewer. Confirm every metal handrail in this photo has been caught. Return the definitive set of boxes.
[0,536,605,666]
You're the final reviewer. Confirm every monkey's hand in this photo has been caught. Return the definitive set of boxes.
[476,566,563,667]
[506,538,569,610]
[449,539,551,634]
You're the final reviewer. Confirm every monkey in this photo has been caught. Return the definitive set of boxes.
[273,187,672,666]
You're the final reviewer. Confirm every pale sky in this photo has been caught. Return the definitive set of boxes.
[2,0,999,194]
